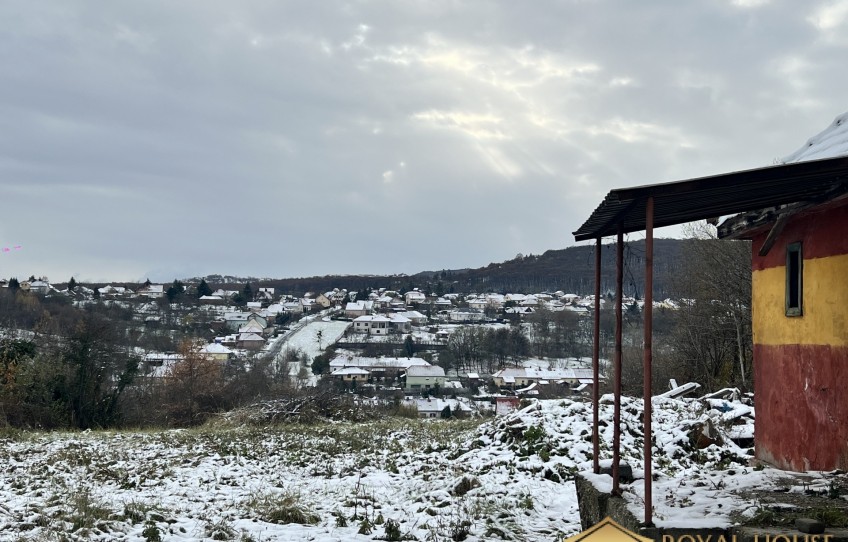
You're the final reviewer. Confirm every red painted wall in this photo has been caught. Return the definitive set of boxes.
[751,198,848,270]
[754,344,848,471]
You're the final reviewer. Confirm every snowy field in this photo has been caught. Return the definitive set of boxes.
[0,395,834,541]
[274,318,351,362]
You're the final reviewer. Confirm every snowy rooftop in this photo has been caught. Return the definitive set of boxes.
[329,355,431,370]
[406,365,446,378]
[782,111,848,163]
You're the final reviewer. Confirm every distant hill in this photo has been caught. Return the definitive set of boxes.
[233,238,688,298]
[411,238,685,298]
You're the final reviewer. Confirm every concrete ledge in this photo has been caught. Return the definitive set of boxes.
[574,472,640,531]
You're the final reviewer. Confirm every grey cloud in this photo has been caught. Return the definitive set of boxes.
[2,1,847,282]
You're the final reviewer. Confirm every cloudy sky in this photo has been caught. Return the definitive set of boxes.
[2,1,847,283]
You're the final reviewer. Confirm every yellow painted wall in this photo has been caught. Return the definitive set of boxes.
[752,253,848,347]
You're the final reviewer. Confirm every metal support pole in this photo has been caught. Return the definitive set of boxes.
[593,237,601,474]
[613,224,623,496]
[644,197,654,526]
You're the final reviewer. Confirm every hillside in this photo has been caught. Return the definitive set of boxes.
[245,238,687,298]
[0,394,769,541]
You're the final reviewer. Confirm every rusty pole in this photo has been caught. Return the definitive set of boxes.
[593,237,601,474]
[644,197,654,526]
[612,224,623,496]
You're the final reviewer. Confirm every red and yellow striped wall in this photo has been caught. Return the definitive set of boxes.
[750,198,848,471]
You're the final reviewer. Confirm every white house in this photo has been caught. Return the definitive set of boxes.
[352,315,408,334]
[345,300,374,318]
[329,355,430,380]
[449,308,485,322]
[137,283,165,299]
[405,365,447,390]
[404,290,426,305]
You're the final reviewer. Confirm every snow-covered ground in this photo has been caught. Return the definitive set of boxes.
[0,394,837,541]
[273,318,351,362]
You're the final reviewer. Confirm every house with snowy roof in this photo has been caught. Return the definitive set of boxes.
[98,285,129,297]
[405,397,472,419]
[330,367,370,383]
[137,283,164,299]
[238,320,266,336]
[404,290,426,305]
[575,111,848,494]
[329,355,430,380]
[316,293,333,308]
[24,278,51,294]
[236,332,265,350]
[448,308,485,322]
[200,343,234,362]
[405,365,447,391]
[491,367,596,389]
[352,315,391,335]
[345,300,374,318]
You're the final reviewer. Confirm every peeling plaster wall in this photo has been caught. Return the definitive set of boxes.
[750,199,848,471]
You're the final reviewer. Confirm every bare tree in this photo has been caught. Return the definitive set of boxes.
[165,341,225,425]
[671,222,753,390]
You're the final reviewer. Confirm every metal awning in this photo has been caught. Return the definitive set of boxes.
[573,155,848,241]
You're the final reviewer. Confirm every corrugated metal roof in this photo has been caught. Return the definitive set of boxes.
[573,155,848,241]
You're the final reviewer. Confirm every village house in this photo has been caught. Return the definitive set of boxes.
[345,300,374,318]
[404,290,426,305]
[405,365,447,391]
[257,287,275,301]
[137,283,165,299]
[374,294,395,309]
[300,298,316,313]
[448,308,485,322]
[405,397,472,419]
[329,355,430,382]
[351,314,412,334]
[97,285,129,297]
[491,367,595,389]
[238,319,267,337]
[200,343,234,362]
[282,301,303,314]
[224,312,268,333]
[236,332,266,350]
[330,367,370,383]
[27,278,51,294]
[433,297,453,309]
[316,293,333,308]
[397,310,428,326]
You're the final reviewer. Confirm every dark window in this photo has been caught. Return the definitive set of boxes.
[786,242,803,316]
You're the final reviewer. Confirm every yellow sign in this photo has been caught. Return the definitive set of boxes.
[564,517,653,542]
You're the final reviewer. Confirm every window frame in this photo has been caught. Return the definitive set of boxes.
[785,241,803,317]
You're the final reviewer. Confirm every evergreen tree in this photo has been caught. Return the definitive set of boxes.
[67,277,77,292]
[8,278,19,291]
[166,279,186,302]
[196,279,213,298]
[243,282,254,302]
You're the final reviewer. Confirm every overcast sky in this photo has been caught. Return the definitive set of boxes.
[2,1,848,283]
